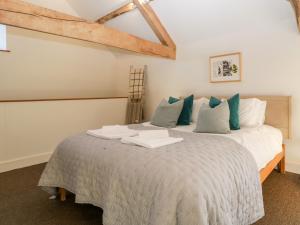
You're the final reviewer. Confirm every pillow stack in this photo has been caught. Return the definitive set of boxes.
[151,95,194,128]
[209,94,240,130]
[239,98,267,127]
[151,99,184,128]
[191,97,209,122]
[151,93,267,133]
[194,93,267,134]
[194,101,230,134]
[169,95,194,125]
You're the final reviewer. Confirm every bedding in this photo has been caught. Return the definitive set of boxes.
[144,122,283,170]
[191,97,209,122]
[169,95,194,125]
[121,130,183,148]
[150,99,183,128]
[194,101,230,134]
[256,100,267,126]
[210,94,240,130]
[239,98,267,128]
[87,125,138,139]
[39,124,264,225]
[121,135,183,148]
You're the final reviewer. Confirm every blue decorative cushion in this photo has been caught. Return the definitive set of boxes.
[169,95,194,125]
[209,94,240,130]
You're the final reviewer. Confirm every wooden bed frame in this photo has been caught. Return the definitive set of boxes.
[58,95,292,201]
[260,144,285,183]
[248,96,291,183]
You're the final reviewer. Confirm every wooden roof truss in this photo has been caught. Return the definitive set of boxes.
[291,0,300,30]
[0,0,176,59]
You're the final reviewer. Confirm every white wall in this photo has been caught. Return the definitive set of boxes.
[113,3,300,173]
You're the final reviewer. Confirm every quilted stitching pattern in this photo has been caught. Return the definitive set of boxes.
[39,125,264,225]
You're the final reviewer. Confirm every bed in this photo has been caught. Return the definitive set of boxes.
[141,95,291,183]
[39,95,291,225]
[235,96,291,183]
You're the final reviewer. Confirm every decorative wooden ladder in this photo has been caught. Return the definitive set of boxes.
[126,66,146,124]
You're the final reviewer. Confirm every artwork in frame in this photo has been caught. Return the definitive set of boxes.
[209,52,242,83]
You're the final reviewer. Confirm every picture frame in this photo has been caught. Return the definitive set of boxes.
[209,52,242,83]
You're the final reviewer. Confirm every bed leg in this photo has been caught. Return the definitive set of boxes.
[278,144,286,174]
[58,188,66,201]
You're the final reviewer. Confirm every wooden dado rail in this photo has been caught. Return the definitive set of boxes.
[0,97,128,103]
[0,96,129,173]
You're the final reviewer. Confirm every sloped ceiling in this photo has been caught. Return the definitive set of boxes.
[25,0,78,16]
[66,0,296,45]
[66,0,160,43]
[66,0,129,21]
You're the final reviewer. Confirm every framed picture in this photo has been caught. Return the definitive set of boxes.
[209,52,242,83]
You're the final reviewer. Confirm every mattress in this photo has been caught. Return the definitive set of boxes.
[143,122,283,170]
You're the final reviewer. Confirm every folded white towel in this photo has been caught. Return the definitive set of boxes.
[87,125,138,139]
[102,125,128,131]
[121,130,183,149]
[138,130,169,139]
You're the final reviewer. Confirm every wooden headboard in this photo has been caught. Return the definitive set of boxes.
[195,96,292,139]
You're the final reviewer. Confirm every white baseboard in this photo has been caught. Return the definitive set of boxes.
[0,152,52,173]
[286,161,300,174]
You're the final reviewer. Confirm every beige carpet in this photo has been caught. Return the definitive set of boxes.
[0,163,299,225]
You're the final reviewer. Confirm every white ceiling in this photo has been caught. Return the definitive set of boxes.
[65,0,131,21]
[65,0,296,45]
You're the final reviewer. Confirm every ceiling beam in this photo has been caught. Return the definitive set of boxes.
[0,0,86,22]
[96,1,153,24]
[96,2,136,24]
[132,0,175,49]
[96,0,175,49]
[291,0,300,30]
[0,0,176,59]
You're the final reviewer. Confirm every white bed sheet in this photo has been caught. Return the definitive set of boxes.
[143,122,283,170]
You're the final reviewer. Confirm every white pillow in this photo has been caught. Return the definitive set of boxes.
[192,97,209,122]
[256,100,267,126]
[240,98,267,127]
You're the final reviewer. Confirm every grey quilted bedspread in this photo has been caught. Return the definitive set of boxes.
[39,125,264,225]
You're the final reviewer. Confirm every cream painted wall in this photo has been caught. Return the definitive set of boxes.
[0,0,121,100]
[0,99,127,173]
[0,27,119,100]
[113,13,300,173]
[0,0,126,172]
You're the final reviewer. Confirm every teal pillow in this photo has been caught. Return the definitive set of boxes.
[209,94,240,130]
[209,96,222,108]
[169,95,194,125]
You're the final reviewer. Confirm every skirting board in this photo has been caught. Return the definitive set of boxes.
[0,152,52,173]
[286,161,300,174]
